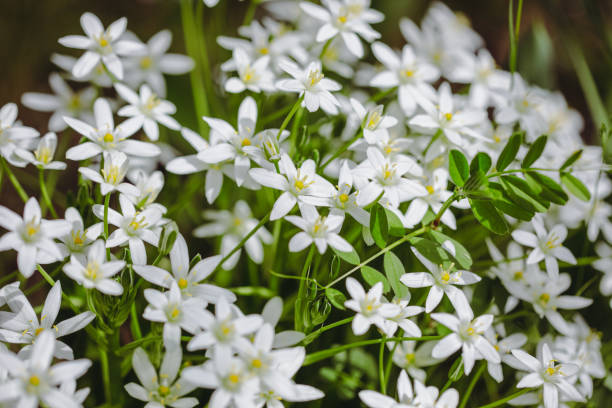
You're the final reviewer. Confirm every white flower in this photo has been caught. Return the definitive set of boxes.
[391,341,442,382]
[0,102,39,167]
[165,127,234,204]
[193,200,272,269]
[21,73,95,132]
[51,52,113,88]
[369,42,439,116]
[511,216,576,278]
[404,168,457,229]
[92,194,163,265]
[0,282,95,360]
[409,82,487,148]
[344,278,400,336]
[350,98,398,143]
[57,207,103,257]
[143,281,208,347]
[181,347,258,408]
[300,0,381,58]
[134,233,235,303]
[124,169,167,212]
[431,302,500,375]
[593,241,612,298]
[277,60,341,114]
[249,153,335,220]
[199,96,284,186]
[15,132,67,170]
[224,47,275,94]
[319,161,370,226]
[187,297,263,355]
[483,328,527,383]
[352,147,427,208]
[64,98,161,161]
[123,29,195,97]
[125,347,198,408]
[360,370,459,408]
[495,73,545,141]
[286,204,352,254]
[79,151,138,196]
[63,240,125,296]
[400,248,480,313]
[58,12,145,80]
[0,197,71,277]
[511,343,585,408]
[260,297,305,348]
[460,49,510,108]
[0,331,91,408]
[114,83,181,141]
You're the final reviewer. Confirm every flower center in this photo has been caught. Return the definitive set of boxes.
[339,193,349,203]
[539,293,550,305]
[252,358,262,368]
[140,56,153,69]
[444,113,453,121]
[178,278,188,289]
[307,69,324,87]
[426,185,435,195]
[242,66,257,83]
[158,385,170,396]
[170,307,180,319]
[513,271,523,280]
[85,261,100,280]
[401,69,414,78]
[144,95,161,112]
[29,375,40,386]
[35,327,44,336]
[128,215,148,232]
[241,138,251,147]
[102,165,121,184]
[35,147,52,164]
[103,132,114,143]
[258,47,269,55]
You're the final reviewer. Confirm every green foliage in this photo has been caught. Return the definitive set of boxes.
[360,266,391,293]
[383,251,409,299]
[449,149,470,187]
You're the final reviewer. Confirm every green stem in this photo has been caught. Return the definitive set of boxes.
[384,341,399,390]
[514,0,524,39]
[130,302,142,341]
[320,128,364,170]
[38,169,58,218]
[242,0,259,26]
[379,337,386,393]
[326,226,429,288]
[215,210,271,272]
[100,349,111,402]
[318,37,334,59]
[278,96,304,141]
[369,86,396,103]
[181,0,209,136]
[103,193,111,261]
[294,245,316,332]
[303,335,443,366]
[508,0,517,73]
[459,361,486,408]
[432,192,457,225]
[301,316,353,345]
[476,388,533,408]
[0,157,28,202]
[116,335,160,355]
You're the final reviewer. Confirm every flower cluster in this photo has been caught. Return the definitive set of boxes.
[0,1,610,407]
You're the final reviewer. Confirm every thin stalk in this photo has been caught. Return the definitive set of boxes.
[242,0,259,26]
[261,103,293,126]
[476,388,532,408]
[100,349,111,403]
[318,37,334,59]
[130,302,142,341]
[301,316,353,345]
[38,169,58,218]
[320,128,364,171]
[0,157,28,202]
[103,193,111,261]
[432,192,457,225]
[384,341,399,391]
[326,226,429,288]
[215,210,271,272]
[459,362,486,408]
[278,96,304,141]
[369,86,396,103]
[294,245,316,332]
[303,335,443,366]
[379,337,386,393]
[181,0,209,136]
[508,0,517,73]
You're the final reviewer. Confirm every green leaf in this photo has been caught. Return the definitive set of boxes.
[560,149,583,170]
[332,247,360,265]
[330,255,340,279]
[427,230,473,269]
[448,356,464,382]
[501,175,549,212]
[488,183,534,221]
[522,135,548,168]
[469,152,492,175]
[361,266,391,293]
[383,251,409,298]
[370,204,388,249]
[408,237,450,265]
[526,173,568,205]
[469,199,509,235]
[385,208,405,237]
[325,288,347,310]
[464,171,488,192]
[496,132,521,171]
[561,172,591,201]
[448,149,469,187]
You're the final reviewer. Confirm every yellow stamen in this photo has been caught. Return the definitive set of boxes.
[444,113,453,121]
[103,133,114,143]
[178,278,188,289]
[401,69,414,78]
[241,138,251,147]
[140,56,153,69]
[35,327,44,336]
[252,359,262,368]
[258,47,269,55]
[467,327,475,335]
[426,185,435,195]
[29,375,40,386]
[513,271,523,280]
[158,385,170,396]
[171,308,180,319]
[539,293,550,304]
[229,374,240,384]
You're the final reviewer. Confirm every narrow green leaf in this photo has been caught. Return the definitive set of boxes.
[325,288,346,310]
[370,204,388,249]
[427,230,473,269]
[408,237,450,265]
[448,149,469,187]
[560,149,583,170]
[496,132,521,171]
[501,175,549,212]
[521,135,547,168]
[385,208,406,237]
[332,247,360,265]
[469,199,509,235]
[383,251,409,298]
[361,266,391,292]
[561,172,591,201]
[526,173,568,205]
[469,152,492,175]
[489,183,534,221]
